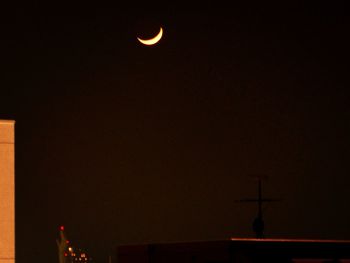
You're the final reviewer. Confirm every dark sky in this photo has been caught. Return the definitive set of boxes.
[1,2,349,263]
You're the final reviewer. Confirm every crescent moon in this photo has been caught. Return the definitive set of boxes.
[137,27,163,46]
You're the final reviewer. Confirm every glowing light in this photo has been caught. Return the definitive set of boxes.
[137,27,163,46]
[60,225,65,231]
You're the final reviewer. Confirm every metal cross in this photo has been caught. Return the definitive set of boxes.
[236,175,280,238]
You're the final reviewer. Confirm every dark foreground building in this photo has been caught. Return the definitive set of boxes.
[116,238,350,263]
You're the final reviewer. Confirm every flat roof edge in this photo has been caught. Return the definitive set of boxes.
[0,119,15,124]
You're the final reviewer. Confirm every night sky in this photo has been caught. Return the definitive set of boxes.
[1,2,349,263]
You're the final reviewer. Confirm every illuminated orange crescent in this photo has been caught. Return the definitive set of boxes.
[137,27,163,46]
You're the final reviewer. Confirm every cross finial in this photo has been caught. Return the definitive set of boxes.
[236,174,280,238]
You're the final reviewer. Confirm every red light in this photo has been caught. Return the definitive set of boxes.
[60,225,65,231]
[64,253,68,257]
[66,240,70,244]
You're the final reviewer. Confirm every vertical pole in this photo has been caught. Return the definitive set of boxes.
[252,178,264,238]
[258,179,262,220]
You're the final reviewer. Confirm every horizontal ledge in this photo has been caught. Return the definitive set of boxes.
[0,120,15,124]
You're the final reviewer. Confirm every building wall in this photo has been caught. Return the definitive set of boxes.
[0,120,15,263]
